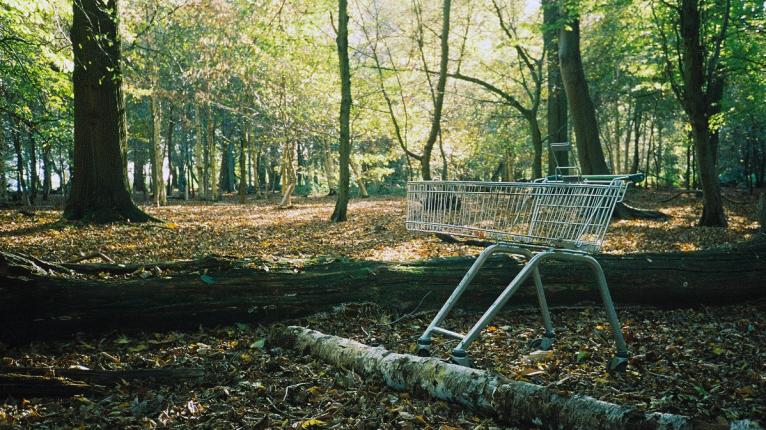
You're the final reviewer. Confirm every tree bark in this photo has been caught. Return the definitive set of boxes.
[420,0,452,181]
[272,326,694,429]
[11,119,29,205]
[194,104,206,200]
[238,124,247,204]
[558,18,610,175]
[544,0,568,174]
[331,0,352,222]
[350,159,368,198]
[64,0,152,222]
[1,240,764,345]
[150,90,166,207]
[42,143,52,201]
[207,106,218,201]
[671,0,729,227]
[0,118,6,203]
[28,133,39,203]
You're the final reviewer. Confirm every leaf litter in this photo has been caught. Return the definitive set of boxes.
[0,190,764,427]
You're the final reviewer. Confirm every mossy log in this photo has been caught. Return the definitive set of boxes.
[1,241,765,345]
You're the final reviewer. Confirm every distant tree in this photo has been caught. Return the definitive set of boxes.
[331,0,352,222]
[419,0,451,181]
[64,0,153,222]
[558,15,610,175]
[543,0,568,172]
[653,0,731,227]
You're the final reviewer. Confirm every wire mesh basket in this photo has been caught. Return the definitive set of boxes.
[406,177,631,253]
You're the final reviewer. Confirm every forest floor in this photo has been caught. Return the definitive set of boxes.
[0,188,761,266]
[1,189,764,428]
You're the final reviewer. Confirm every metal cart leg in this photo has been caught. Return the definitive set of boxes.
[529,267,555,350]
[416,243,508,356]
[448,251,629,372]
[450,251,551,366]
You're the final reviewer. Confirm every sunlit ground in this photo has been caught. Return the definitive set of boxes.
[0,189,760,265]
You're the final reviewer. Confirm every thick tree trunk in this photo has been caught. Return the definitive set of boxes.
[1,240,764,345]
[558,19,609,175]
[331,0,352,221]
[64,0,151,222]
[543,0,568,174]
[676,0,728,227]
[273,327,694,429]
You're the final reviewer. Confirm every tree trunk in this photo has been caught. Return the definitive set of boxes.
[323,141,337,196]
[1,240,764,344]
[331,0,352,222]
[11,121,29,205]
[350,159,368,198]
[676,0,728,227]
[64,0,151,222]
[207,106,218,201]
[273,326,694,429]
[238,125,247,204]
[28,133,39,203]
[278,139,296,208]
[194,105,205,200]
[166,106,176,198]
[0,118,6,203]
[528,114,543,179]
[558,18,609,175]
[630,104,642,174]
[132,139,146,196]
[543,0,568,174]
[420,0,452,181]
[42,144,52,201]
[150,91,166,207]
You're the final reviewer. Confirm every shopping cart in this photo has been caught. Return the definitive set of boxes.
[406,162,643,372]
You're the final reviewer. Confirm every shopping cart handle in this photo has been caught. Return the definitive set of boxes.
[579,173,645,183]
[545,173,645,183]
[622,173,645,183]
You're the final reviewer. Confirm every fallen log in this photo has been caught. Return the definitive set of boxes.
[272,326,761,430]
[0,367,205,386]
[0,373,103,398]
[1,240,765,344]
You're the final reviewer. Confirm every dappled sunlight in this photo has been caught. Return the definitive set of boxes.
[0,191,760,265]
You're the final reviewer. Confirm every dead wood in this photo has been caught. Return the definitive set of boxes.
[272,326,700,429]
[1,239,765,345]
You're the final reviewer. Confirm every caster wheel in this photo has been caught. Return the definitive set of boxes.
[416,347,431,357]
[528,336,554,351]
[607,355,628,373]
[450,350,473,367]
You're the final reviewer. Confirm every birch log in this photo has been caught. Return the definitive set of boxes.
[274,326,763,430]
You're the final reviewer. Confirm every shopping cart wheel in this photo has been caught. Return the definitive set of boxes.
[607,353,629,373]
[416,338,431,357]
[450,349,473,367]
[528,335,554,351]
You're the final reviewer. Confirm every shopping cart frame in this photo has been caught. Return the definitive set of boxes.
[406,173,643,371]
